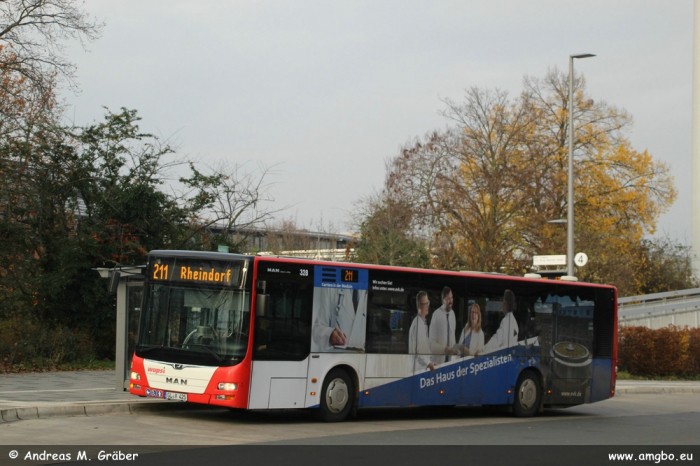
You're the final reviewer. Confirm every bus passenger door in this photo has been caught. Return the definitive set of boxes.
[249,267,315,410]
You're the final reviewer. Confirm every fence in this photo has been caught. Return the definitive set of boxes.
[618,288,700,329]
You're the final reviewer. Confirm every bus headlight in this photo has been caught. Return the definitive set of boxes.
[218,383,238,391]
[130,372,141,381]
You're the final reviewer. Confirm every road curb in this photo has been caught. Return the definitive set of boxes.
[0,401,214,424]
[85,403,132,416]
[15,407,38,420]
[38,405,87,419]
[0,408,18,422]
[615,387,700,395]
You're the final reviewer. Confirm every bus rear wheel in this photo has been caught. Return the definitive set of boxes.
[319,368,354,422]
[513,371,541,418]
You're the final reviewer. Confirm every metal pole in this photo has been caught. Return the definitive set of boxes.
[567,56,575,277]
[566,53,595,278]
[693,0,700,276]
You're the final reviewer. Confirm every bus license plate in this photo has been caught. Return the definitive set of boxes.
[165,392,187,402]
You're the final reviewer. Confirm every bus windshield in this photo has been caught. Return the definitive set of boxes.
[138,284,250,365]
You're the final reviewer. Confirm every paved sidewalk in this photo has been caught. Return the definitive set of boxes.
[1,370,698,423]
[0,370,190,423]
[0,371,131,407]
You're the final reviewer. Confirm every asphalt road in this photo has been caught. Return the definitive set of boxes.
[1,393,699,446]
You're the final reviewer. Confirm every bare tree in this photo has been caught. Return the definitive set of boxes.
[176,161,285,252]
[262,215,342,260]
[0,0,104,94]
[265,217,314,254]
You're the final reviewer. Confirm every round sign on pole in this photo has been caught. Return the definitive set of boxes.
[574,252,588,267]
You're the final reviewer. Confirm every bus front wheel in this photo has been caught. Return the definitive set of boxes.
[319,368,354,422]
[513,371,541,418]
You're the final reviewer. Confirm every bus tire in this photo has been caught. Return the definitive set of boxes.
[513,371,540,418]
[319,368,354,422]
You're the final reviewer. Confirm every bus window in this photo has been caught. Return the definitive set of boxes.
[365,290,413,354]
[253,280,313,361]
[138,285,250,364]
[365,270,418,354]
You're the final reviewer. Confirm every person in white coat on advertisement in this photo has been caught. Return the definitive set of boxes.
[482,289,519,354]
[409,291,436,372]
[457,302,485,357]
[312,286,367,352]
[428,286,458,365]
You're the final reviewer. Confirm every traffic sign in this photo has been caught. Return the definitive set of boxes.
[533,255,566,266]
[574,252,588,267]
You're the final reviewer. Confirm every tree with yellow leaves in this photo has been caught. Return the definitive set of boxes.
[372,68,675,294]
[519,70,675,292]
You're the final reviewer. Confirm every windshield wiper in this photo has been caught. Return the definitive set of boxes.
[183,344,224,363]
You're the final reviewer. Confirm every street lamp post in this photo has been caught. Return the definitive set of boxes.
[567,53,595,278]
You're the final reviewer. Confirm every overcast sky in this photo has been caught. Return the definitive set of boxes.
[65,0,693,243]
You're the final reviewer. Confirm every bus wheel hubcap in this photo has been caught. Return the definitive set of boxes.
[326,378,348,413]
[519,379,536,410]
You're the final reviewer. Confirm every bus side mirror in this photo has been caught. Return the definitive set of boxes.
[256,294,270,317]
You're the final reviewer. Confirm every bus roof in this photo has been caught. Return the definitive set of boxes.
[146,250,615,291]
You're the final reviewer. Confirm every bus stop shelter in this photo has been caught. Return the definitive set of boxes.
[96,266,145,391]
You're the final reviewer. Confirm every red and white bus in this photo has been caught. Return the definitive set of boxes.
[129,250,617,421]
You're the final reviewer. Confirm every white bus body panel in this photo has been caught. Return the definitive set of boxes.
[249,359,309,409]
[269,378,307,409]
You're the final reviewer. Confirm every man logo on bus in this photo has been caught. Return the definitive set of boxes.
[165,377,187,385]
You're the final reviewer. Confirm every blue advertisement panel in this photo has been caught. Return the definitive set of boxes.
[359,348,530,408]
[313,266,369,290]
[357,269,614,410]
[311,266,369,352]
[307,263,614,411]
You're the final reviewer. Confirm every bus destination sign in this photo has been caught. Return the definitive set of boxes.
[149,258,246,287]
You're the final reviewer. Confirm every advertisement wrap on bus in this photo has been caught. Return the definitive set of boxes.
[129,250,617,421]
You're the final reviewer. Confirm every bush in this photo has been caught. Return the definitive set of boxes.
[689,327,700,374]
[0,315,97,372]
[618,325,696,377]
